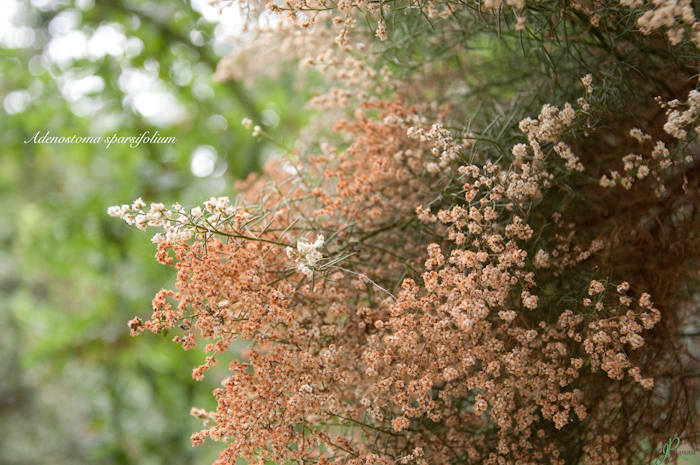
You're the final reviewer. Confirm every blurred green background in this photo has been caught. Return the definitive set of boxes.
[0,0,308,463]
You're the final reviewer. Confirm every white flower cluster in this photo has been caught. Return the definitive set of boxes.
[242,117,261,137]
[108,198,173,230]
[286,234,325,278]
[109,196,250,244]
[375,19,387,41]
[581,74,594,94]
[519,102,578,163]
[598,90,700,194]
[203,196,238,220]
[631,0,698,47]
[662,89,700,140]
[407,122,462,173]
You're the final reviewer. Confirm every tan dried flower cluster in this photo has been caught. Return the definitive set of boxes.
[598,88,700,196]
[111,95,675,463]
[113,0,700,463]
[627,0,698,46]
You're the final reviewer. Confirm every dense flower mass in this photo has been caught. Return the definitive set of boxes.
[111,0,700,463]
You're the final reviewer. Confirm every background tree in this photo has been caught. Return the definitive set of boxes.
[0,0,306,463]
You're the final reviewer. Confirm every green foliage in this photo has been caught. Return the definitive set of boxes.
[0,0,307,463]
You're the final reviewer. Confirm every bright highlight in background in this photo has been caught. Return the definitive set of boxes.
[190,145,217,177]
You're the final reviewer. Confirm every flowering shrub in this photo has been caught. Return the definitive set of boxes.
[111,0,700,463]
